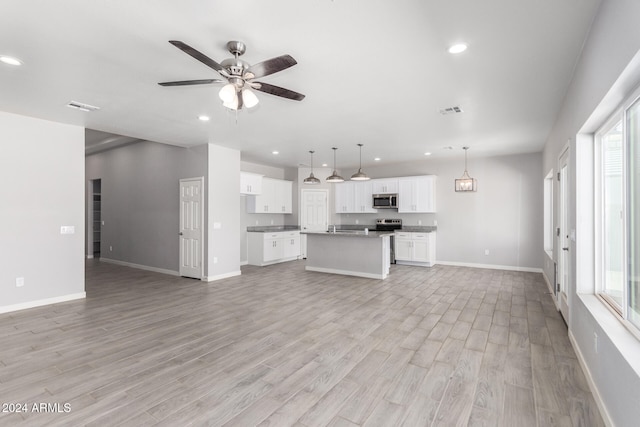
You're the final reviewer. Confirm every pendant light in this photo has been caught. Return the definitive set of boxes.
[326,147,345,183]
[350,143,370,181]
[303,150,321,184]
[455,146,477,192]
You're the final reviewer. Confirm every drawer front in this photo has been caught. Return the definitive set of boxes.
[412,233,429,240]
[395,232,411,239]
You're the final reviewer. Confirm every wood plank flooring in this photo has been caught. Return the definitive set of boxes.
[0,260,604,426]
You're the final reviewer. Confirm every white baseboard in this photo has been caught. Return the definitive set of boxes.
[240,260,248,266]
[100,258,179,276]
[203,270,241,282]
[0,292,86,314]
[86,254,94,259]
[435,260,543,273]
[568,331,613,427]
[305,266,385,280]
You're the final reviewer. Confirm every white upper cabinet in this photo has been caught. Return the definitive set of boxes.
[334,181,355,213]
[398,175,436,213]
[240,172,263,195]
[335,181,377,213]
[354,180,377,213]
[246,178,293,213]
[371,178,399,194]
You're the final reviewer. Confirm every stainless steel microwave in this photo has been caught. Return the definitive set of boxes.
[372,193,398,209]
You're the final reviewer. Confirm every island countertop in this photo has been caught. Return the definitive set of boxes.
[302,230,395,238]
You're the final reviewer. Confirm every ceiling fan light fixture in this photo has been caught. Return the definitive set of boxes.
[242,88,259,108]
[350,143,370,181]
[219,83,237,103]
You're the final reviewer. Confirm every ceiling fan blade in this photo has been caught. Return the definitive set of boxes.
[158,79,223,87]
[169,40,226,75]
[253,82,305,101]
[246,55,297,79]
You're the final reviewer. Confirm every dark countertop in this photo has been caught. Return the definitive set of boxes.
[327,224,437,233]
[247,225,301,232]
[398,226,437,232]
[303,230,395,238]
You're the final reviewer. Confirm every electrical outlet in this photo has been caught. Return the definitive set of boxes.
[270,220,274,225]
[484,249,490,255]
[213,257,218,264]
[433,220,438,226]
[418,220,422,225]
[355,219,359,224]
[594,332,598,353]
[16,277,24,287]
[109,246,113,251]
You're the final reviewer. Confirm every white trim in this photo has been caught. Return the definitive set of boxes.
[569,330,614,427]
[305,266,385,280]
[542,270,557,301]
[203,270,241,282]
[240,260,249,266]
[0,292,86,314]
[86,254,94,259]
[435,260,543,273]
[100,258,179,276]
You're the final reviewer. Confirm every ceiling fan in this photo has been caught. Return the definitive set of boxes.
[158,40,305,110]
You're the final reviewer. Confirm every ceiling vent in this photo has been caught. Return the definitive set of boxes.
[439,106,463,115]
[67,101,100,112]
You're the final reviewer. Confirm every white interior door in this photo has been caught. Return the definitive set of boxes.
[300,189,328,258]
[558,148,570,321]
[179,177,203,279]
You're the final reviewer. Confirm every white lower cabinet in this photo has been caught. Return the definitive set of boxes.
[394,231,436,266]
[248,231,300,266]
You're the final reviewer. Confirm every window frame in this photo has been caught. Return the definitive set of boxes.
[594,84,640,340]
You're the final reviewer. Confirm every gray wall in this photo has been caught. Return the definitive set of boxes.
[0,111,85,311]
[85,140,207,273]
[542,0,640,425]
[325,152,543,271]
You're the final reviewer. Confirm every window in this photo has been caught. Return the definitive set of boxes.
[596,88,640,334]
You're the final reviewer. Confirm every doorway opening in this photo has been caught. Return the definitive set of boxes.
[89,179,102,258]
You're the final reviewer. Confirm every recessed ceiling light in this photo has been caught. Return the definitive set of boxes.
[374,157,381,161]
[448,43,468,54]
[424,152,432,156]
[0,55,23,66]
[197,115,210,121]
[322,163,328,167]
[272,150,279,155]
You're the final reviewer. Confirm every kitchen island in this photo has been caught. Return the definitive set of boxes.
[303,230,394,279]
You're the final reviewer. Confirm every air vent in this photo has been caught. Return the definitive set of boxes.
[439,106,463,115]
[67,101,100,112]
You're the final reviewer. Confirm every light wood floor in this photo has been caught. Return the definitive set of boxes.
[0,260,604,426]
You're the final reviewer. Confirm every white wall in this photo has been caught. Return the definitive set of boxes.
[0,111,85,313]
[207,144,241,280]
[542,0,640,425]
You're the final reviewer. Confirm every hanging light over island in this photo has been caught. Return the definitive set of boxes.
[350,143,370,181]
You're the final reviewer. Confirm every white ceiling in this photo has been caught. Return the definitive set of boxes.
[1,0,601,169]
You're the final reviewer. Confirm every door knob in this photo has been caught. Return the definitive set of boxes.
[179,232,183,236]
